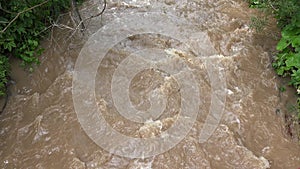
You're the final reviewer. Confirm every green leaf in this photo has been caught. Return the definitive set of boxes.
[25,51,34,57]
[0,16,8,23]
[285,53,300,68]
[290,69,300,87]
[3,41,16,52]
[16,27,26,34]
[28,39,38,48]
[276,66,287,76]
[291,36,300,48]
[277,37,291,51]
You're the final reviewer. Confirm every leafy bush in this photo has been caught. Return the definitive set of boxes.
[0,55,9,96]
[0,0,75,96]
[248,0,300,120]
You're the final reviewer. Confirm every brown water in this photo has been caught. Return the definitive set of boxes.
[1,0,300,168]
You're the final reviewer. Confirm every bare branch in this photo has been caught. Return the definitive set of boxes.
[1,0,107,44]
[73,0,107,32]
[0,0,49,33]
[65,0,107,40]
[71,0,85,31]
[90,0,107,19]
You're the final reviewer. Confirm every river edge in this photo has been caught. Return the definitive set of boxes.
[0,0,299,168]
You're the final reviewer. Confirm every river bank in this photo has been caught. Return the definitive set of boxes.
[0,0,299,168]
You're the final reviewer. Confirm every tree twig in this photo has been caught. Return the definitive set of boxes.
[91,0,107,18]
[0,0,49,33]
[72,0,85,31]
[75,0,107,32]
[66,0,107,40]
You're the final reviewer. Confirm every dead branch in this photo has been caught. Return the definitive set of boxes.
[75,0,107,32]
[0,0,49,33]
[1,0,107,43]
[65,0,107,40]
[71,0,85,31]
[90,0,107,18]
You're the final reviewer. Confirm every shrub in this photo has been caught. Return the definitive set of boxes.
[248,0,300,118]
[0,0,76,96]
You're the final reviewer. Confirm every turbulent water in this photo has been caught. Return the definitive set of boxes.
[1,0,300,168]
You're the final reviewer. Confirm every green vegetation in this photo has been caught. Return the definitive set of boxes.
[0,0,79,96]
[248,0,300,136]
[249,15,269,32]
[0,56,9,96]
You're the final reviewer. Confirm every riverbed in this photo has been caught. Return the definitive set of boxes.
[0,0,299,168]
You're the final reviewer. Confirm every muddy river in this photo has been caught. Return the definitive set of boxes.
[1,0,300,168]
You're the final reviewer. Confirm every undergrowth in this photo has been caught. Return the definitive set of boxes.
[248,0,300,138]
[0,0,81,96]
